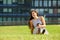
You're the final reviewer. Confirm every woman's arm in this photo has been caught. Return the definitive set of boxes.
[29,20,34,34]
[40,16,46,28]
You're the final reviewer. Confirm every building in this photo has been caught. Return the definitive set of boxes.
[0,0,60,25]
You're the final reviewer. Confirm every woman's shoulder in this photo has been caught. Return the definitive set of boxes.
[39,16,44,19]
[29,20,32,22]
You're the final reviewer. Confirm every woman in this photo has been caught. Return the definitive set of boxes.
[28,9,48,34]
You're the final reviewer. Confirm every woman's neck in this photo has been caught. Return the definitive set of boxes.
[34,16,38,19]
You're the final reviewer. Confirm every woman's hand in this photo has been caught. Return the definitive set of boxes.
[37,25,46,28]
[41,25,46,28]
[37,24,42,28]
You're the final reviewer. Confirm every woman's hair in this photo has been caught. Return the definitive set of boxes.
[28,9,39,29]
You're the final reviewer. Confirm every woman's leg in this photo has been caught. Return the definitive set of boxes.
[33,27,38,34]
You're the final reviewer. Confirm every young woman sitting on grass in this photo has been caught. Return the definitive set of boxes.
[28,9,48,34]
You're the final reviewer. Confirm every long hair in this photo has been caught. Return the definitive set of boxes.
[28,10,39,29]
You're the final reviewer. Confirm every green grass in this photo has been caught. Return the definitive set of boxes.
[0,25,60,40]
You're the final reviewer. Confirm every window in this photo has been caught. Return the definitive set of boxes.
[53,1,56,6]
[13,17,17,21]
[8,17,12,21]
[18,0,24,4]
[58,18,60,21]
[45,18,48,21]
[18,8,21,13]
[9,8,12,12]
[40,1,42,7]
[0,8,3,13]
[48,18,52,21]
[58,18,60,23]
[52,18,58,21]
[49,1,51,7]
[53,9,58,14]
[3,0,7,4]
[0,0,3,4]
[32,0,33,6]
[58,18,60,20]
[32,0,35,6]
[58,1,60,6]
[3,0,17,4]
[17,18,20,21]
[35,1,38,7]
[49,9,53,14]
[39,9,44,14]
[44,1,47,7]
[58,9,60,13]
[3,17,6,21]
[3,8,12,12]
[13,17,15,21]
[0,17,2,21]
[3,8,8,12]
[12,0,17,4]
[22,18,25,21]
[44,9,48,14]
[8,0,12,4]
[13,0,16,3]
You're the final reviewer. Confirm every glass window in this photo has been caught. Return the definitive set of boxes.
[58,1,60,6]
[3,8,8,12]
[49,1,51,7]
[13,17,15,21]
[0,17,2,21]
[52,18,58,21]
[3,8,12,12]
[17,18,20,21]
[49,9,53,14]
[0,8,3,13]
[32,0,33,6]
[53,9,58,14]
[58,9,60,13]
[40,1,42,7]
[22,18,25,21]
[13,0,16,3]
[45,18,48,21]
[0,0,2,1]
[18,8,21,13]
[8,0,12,4]
[3,17,6,21]
[39,9,44,14]
[48,18,52,21]
[22,0,24,4]
[0,0,3,4]
[44,1,47,7]
[58,18,60,20]
[53,1,56,6]
[35,1,38,7]
[9,8,12,12]
[58,18,60,23]
[3,0,7,4]
[18,0,24,4]
[44,9,48,14]
[8,17,11,21]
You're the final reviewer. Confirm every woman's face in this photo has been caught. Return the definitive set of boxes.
[31,11,37,18]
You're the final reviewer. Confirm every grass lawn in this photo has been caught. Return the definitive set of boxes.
[0,25,60,40]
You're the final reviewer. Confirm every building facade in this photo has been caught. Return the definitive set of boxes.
[0,0,60,25]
